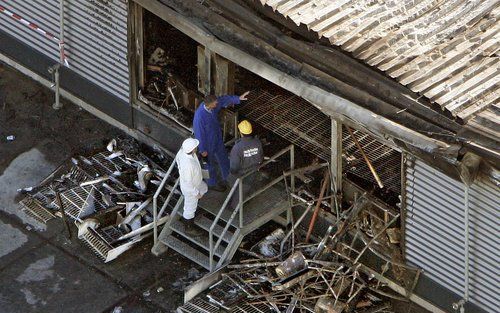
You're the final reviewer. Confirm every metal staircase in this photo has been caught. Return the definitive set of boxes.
[152,145,296,271]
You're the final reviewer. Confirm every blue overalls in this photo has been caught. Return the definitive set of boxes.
[193,95,241,186]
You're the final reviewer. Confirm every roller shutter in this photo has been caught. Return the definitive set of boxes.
[405,158,500,312]
[0,0,129,102]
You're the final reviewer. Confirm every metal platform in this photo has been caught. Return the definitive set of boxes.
[152,145,295,272]
[198,181,289,232]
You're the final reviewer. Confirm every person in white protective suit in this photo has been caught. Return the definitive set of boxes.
[176,138,208,236]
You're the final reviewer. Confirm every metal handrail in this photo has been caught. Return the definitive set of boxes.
[209,178,241,271]
[158,178,180,217]
[243,145,295,204]
[153,161,177,246]
[208,144,296,271]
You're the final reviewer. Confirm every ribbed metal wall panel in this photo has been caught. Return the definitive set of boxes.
[0,0,60,61]
[406,158,500,312]
[0,0,129,102]
[63,0,129,101]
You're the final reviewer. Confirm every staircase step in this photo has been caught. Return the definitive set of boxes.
[170,220,226,257]
[176,211,234,243]
[161,235,210,270]
[195,215,234,243]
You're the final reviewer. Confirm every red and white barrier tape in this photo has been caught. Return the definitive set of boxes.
[0,5,69,67]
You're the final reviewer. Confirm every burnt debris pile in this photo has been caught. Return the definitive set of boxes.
[17,137,181,262]
[179,193,419,313]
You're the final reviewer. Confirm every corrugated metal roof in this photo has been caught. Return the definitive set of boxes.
[259,0,499,139]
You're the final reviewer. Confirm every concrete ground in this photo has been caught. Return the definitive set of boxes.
[0,62,203,313]
[0,62,432,313]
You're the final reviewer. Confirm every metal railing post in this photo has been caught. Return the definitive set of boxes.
[152,161,176,247]
[464,185,470,303]
[290,145,295,193]
[210,178,240,271]
[238,179,244,228]
[209,228,214,271]
[153,197,158,245]
[53,0,64,110]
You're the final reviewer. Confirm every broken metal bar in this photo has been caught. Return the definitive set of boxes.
[55,191,71,239]
[305,169,330,242]
[227,262,282,269]
[280,203,314,255]
[121,197,152,226]
[282,162,329,179]
[346,126,384,188]
[79,176,111,187]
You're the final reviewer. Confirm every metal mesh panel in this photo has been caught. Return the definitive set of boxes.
[239,90,401,193]
[81,229,113,261]
[18,197,56,224]
[59,185,107,220]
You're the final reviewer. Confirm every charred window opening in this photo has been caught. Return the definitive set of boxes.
[138,10,200,129]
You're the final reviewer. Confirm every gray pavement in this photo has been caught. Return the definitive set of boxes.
[0,62,200,312]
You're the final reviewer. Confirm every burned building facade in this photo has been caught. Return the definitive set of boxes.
[1,0,498,312]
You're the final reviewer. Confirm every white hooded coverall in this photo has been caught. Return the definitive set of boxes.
[176,149,208,219]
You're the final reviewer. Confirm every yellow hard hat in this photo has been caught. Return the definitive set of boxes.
[238,120,253,135]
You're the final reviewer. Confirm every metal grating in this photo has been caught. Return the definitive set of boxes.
[405,158,500,312]
[80,228,113,261]
[178,276,274,313]
[342,126,402,193]
[18,197,56,224]
[239,89,401,193]
[97,225,127,244]
[59,185,108,220]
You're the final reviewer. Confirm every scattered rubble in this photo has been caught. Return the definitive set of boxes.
[16,137,181,262]
[179,192,418,313]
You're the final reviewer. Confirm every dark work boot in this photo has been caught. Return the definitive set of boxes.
[209,184,227,192]
[183,218,203,237]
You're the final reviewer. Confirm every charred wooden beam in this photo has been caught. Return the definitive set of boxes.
[164,0,454,141]
[138,0,459,158]
[211,0,461,132]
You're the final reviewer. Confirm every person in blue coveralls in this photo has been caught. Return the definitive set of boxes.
[193,91,250,192]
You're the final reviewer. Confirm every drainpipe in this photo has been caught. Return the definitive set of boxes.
[464,185,470,304]
[52,0,64,110]
[453,184,470,313]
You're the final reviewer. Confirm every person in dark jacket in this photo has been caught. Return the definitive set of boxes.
[228,120,263,209]
[193,92,250,191]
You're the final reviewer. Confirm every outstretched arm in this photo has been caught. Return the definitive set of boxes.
[215,91,250,112]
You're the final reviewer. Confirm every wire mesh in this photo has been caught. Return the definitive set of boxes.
[239,90,401,193]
